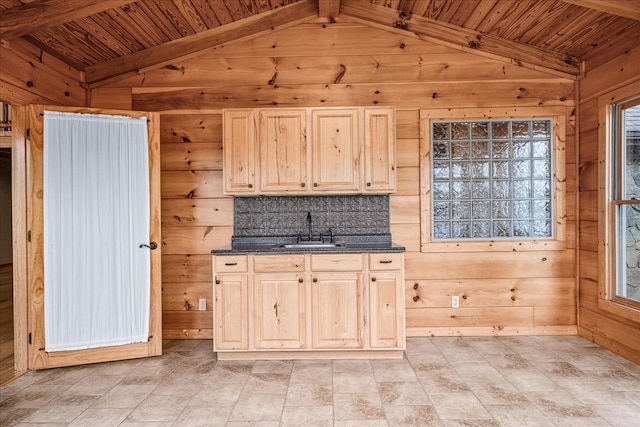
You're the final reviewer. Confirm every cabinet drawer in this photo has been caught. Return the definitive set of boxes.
[311,254,363,271]
[369,253,404,271]
[253,254,305,272]
[214,255,248,273]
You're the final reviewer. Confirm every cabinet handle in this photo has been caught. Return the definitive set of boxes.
[379,260,393,264]
[413,295,420,302]
[367,182,371,187]
[301,183,306,187]
[215,279,220,284]
[224,262,238,266]
[313,277,318,282]
[248,183,253,188]
[371,277,376,282]
[313,183,318,187]
[298,278,303,283]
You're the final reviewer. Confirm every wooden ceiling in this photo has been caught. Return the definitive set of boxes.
[1,0,639,86]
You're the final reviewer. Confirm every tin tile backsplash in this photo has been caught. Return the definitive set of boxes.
[233,195,390,237]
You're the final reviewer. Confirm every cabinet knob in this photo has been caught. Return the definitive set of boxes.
[298,278,303,283]
[248,183,253,188]
[367,182,371,187]
[215,279,220,284]
[371,277,377,282]
[313,183,318,187]
[301,183,305,187]
[313,277,318,282]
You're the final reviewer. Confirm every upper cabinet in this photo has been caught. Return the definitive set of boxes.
[223,109,256,194]
[311,108,360,192]
[364,107,396,193]
[223,107,396,195]
[259,109,308,193]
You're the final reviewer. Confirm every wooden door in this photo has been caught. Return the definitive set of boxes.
[364,107,396,193]
[223,109,256,194]
[214,275,249,350]
[27,105,162,369]
[311,272,363,348]
[259,109,308,193]
[311,109,360,192]
[253,273,306,349]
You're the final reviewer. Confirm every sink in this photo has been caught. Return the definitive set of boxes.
[277,242,344,249]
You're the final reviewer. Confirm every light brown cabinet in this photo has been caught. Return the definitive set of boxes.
[310,108,360,192]
[254,273,306,349]
[222,110,256,194]
[311,272,364,348]
[222,107,396,195]
[212,251,405,359]
[364,107,396,193]
[258,109,307,192]
[214,274,249,350]
[368,253,405,348]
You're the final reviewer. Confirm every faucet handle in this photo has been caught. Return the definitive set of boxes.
[327,228,335,243]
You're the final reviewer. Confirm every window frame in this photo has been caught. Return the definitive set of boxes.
[420,107,567,253]
[598,81,640,320]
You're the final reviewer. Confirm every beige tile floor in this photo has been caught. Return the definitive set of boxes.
[2,335,640,426]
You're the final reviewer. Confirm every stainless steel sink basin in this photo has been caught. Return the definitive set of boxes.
[278,242,344,249]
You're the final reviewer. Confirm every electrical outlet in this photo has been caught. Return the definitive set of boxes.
[451,295,460,308]
[198,298,207,311]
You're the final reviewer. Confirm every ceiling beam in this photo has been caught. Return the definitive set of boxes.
[339,0,581,77]
[84,0,318,85]
[319,0,340,18]
[560,0,640,22]
[0,0,134,40]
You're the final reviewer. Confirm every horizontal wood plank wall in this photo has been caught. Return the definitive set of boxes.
[0,39,86,106]
[577,46,640,364]
[91,21,578,339]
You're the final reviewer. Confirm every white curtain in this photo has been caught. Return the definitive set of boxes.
[44,111,150,352]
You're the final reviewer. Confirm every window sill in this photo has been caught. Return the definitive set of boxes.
[421,239,567,252]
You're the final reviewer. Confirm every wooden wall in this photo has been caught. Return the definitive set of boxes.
[88,21,579,339]
[576,46,640,364]
[0,39,86,106]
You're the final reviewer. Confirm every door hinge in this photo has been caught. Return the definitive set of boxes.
[27,230,31,242]
[28,332,32,344]
[26,128,30,141]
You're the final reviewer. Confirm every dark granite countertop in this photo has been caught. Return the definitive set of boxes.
[211,234,405,255]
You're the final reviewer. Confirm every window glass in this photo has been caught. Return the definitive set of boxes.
[431,119,553,240]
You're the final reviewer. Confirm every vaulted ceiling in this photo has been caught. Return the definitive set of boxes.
[1,0,639,86]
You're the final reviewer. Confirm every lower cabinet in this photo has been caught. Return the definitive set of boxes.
[311,273,364,349]
[212,252,405,358]
[254,273,306,349]
[214,275,249,350]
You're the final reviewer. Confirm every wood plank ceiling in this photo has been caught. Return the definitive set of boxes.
[1,0,639,85]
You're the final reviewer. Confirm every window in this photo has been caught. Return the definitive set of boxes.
[431,119,553,240]
[612,96,640,305]
[420,107,567,252]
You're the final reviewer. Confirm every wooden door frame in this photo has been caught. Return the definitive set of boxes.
[10,106,28,374]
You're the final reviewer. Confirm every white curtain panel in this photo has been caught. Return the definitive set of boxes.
[43,111,150,352]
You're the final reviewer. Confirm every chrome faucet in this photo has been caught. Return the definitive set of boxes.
[306,212,313,241]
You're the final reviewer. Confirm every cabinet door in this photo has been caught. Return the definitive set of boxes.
[311,109,359,192]
[214,275,249,350]
[369,272,405,348]
[364,108,396,192]
[259,109,308,192]
[223,110,256,194]
[311,273,364,348]
[254,273,306,349]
